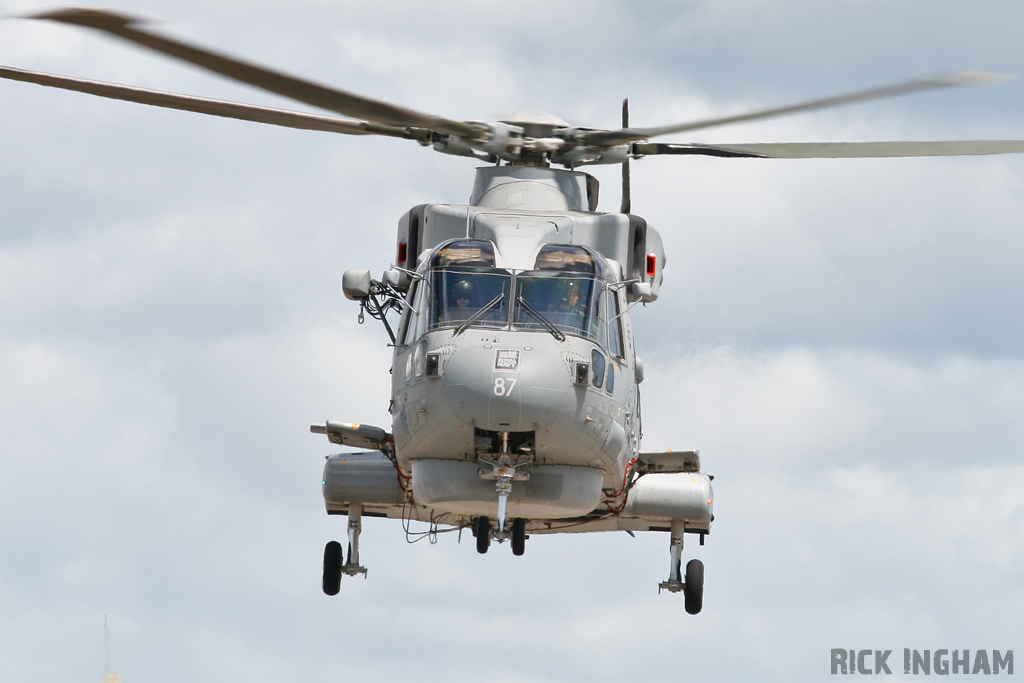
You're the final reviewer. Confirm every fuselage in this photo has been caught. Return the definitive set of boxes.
[386,166,665,519]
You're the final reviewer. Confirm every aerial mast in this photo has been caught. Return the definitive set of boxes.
[103,614,120,683]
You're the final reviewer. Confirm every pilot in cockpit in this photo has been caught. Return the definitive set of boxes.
[443,278,477,322]
[546,279,588,331]
[561,284,584,314]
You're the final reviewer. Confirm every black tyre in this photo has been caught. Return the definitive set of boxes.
[511,518,526,556]
[322,541,342,596]
[684,559,704,615]
[475,516,491,554]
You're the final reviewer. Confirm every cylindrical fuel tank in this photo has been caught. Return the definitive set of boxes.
[322,452,404,507]
[411,459,604,518]
[625,472,713,524]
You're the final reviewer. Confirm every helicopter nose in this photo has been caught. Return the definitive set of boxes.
[443,345,568,432]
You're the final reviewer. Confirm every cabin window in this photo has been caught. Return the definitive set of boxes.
[591,349,605,388]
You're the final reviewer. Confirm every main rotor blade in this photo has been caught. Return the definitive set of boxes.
[0,65,430,139]
[634,140,1024,159]
[586,71,1015,147]
[30,8,485,139]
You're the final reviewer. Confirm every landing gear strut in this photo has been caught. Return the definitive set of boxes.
[495,469,513,538]
[478,430,531,548]
[321,503,368,596]
[658,520,705,613]
[343,503,368,577]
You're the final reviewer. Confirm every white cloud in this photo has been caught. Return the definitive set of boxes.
[1,1,1021,681]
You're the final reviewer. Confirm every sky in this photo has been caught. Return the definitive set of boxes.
[1,1,1021,681]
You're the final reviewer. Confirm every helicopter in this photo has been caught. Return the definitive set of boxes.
[2,8,1021,616]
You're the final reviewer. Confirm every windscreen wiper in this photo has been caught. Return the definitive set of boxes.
[454,293,505,336]
[516,296,567,342]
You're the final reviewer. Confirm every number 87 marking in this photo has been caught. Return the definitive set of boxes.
[493,376,518,396]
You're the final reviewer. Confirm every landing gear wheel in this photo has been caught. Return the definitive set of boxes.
[511,518,526,556]
[475,516,491,554]
[322,541,342,596]
[684,558,704,615]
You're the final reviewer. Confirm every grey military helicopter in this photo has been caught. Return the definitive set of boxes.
[4,8,1022,615]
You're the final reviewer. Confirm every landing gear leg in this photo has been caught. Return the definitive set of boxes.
[657,522,706,613]
[343,503,368,577]
[659,520,686,594]
[495,473,512,538]
[478,431,530,547]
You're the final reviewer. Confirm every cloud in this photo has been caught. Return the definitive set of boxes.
[1,1,1021,681]
[642,347,1023,466]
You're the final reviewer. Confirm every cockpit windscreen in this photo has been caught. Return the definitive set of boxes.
[429,269,511,329]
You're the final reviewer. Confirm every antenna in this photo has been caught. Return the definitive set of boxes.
[103,615,121,683]
[620,98,631,214]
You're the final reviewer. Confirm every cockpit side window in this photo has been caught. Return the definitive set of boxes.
[396,279,418,346]
[605,288,625,358]
[401,279,429,346]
